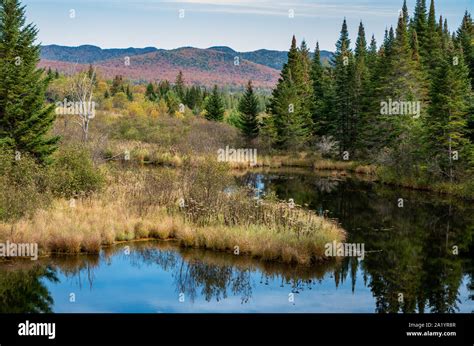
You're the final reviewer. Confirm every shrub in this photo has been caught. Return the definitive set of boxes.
[0,149,52,221]
[50,146,105,198]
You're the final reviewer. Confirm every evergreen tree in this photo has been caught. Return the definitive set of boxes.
[174,70,185,101]
[402,0,409,25]
[158,80,171,98]
[457,11,474,85]
[204,85,225,121]
[378,12,427,150]
[359,34,384,154]
[311,42,325,135]
[456,11,474,141]
[145,82,157,101]
[296,40,313,136]
[424,40,472,179]
[353,21,370,154]
[126,85,133,101]
[185,86,203,112]
[424,0,442,72]
[268,36,311,149]
[0,0,59,163]
[332,19,355,154]
[413,0,428,56]
[237,80,259,141]
[111,75,123,96]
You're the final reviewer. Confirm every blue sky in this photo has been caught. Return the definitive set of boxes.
[23,0,472,52]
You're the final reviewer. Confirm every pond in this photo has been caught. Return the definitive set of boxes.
[1,170,473,313]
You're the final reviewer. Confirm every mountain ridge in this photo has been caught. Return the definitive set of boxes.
[39,44,333,88]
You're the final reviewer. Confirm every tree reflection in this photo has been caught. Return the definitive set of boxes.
[245,171,474,313]
[0,265,57,313]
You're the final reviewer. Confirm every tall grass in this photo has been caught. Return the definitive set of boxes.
[0,160,345,265]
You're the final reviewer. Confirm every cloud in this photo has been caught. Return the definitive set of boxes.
[158,0,399,18]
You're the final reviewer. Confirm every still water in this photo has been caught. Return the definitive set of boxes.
[1,170,473,313]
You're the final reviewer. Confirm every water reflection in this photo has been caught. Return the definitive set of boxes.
[0,170,472,313]
[0,264,57,313]
[241,170,474,313]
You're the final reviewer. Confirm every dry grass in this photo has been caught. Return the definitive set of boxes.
[0,164,346,265]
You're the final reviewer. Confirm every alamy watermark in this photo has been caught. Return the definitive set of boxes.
[55,99,96,119]
[217,146,257,166]
[325,240,365,260]
[0,241,38,260]
[380,98,421,118]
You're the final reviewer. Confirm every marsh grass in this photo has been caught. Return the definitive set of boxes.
[0,160,345,265]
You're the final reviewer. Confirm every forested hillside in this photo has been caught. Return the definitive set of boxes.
[263,0,473,190]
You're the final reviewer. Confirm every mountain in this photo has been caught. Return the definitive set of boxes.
[39,45,334,88]
[41,45,158,64]
[39,47,280,88]
[208,46,333,70]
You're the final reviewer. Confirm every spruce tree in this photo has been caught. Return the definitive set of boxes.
[268,36,311,149]
[0,0,59,163]
[456,11,474,141]
[424,0,442,72]
[457,11,474,85]
[145,82,157,101]
[296,40,313,137]
[174,70,185,101]
[402,0,409,26]
[353,21,370,155]
[359,34,384,154]
[310,42,325,135]
[126,85,133,101]
[378,13,427,151]
[204,85,225,121]
[111,75,123,95]
[332,19,354,154]
[237,80,259,141]
[413,0,428,55]
[424,40,472,179]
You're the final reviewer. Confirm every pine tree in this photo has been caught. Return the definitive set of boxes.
[238,80,259,141]
[311,42,325,135]
[126,85,133,101]
[457,11,474,85]
[158,80,170,98]
[296,40,313,137]
[332,18,354,154]
[424,40,472,179]
[268,36,311,149]
[359,34,384,154]
[204,85,225,121]
[413,0,428,56]
[378,12,427,150]
[456,11,474,141]
[424,0,442,72]
[353,21,370,155]
[0,0,59,163]
[145,82,157,101]
[111,75,123,96]
[402,0,409,25]
[174,70,185,101]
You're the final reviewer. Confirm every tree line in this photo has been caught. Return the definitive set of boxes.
[261,0,473,183]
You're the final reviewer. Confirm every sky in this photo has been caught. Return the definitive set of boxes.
[23,0,472,52]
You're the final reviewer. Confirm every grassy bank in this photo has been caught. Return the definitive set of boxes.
[0,161,345,265]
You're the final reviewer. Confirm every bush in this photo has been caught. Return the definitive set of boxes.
[0,149,52,221]
[50,147,105,198]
